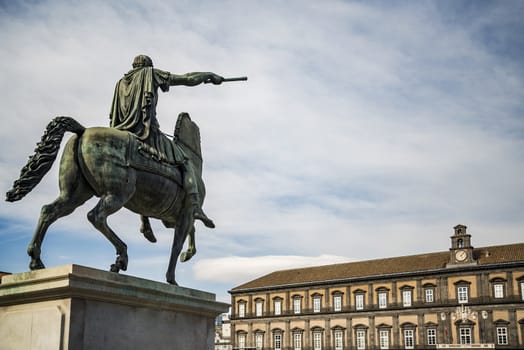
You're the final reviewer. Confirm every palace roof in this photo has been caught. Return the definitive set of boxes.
[231,242,524,292]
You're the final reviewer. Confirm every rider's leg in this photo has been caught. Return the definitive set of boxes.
[183,161,215,228]
[140,215,157,243]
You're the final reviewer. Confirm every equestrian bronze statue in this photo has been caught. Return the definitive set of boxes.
[6,55,246,285]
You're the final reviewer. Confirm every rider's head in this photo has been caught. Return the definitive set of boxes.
[132,55,154,68]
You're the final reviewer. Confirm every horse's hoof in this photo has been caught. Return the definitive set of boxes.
[111,254,128,272]
[180,248,196,263]
[119,256,128,271]
[167,278,178,286]
[29,259,45,270]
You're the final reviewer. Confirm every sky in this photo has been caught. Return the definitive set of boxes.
[0,0,523,303]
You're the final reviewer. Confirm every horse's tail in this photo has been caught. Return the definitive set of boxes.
[6,116,85,202]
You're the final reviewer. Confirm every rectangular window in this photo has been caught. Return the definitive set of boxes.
[255,333,263,350]
[294,333,302,350]
[334,330,343,350]
[497,327,508,345]
[274,299,282,316]
[333,295,342,312]
[238,334,246,350]
[293,298,301,314]
[355,294,364,310]
[457,286,469,303]
[425,288,434,303]
[255,301,263,316]
[404,329,414,349]
[459,328,472,344]
[521,282,524,300]
[238,303,245,318]
[274,333,282,350]
[313,297,321,313]
[427,329,436,345]
[356,330,366,350]
[402,290,412,307]
[313,332,322,350]
[494,284,504,298]
[378,292,388,308]
[379,330,389,349]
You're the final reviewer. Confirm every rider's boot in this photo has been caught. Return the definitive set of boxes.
[189,193,215,228]
[140,215,157,243]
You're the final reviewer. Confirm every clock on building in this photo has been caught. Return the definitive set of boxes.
[455,250,467,262]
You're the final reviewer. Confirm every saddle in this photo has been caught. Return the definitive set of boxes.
[127,113,202,186]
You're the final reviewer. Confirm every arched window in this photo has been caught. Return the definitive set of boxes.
[236,330,247,350]
[292,328,304,350]
[376,323,392,349]
[253,330,265,350]
[236,299,246,318]
[311,326,324,350]
[254,297,264,317]
[331,326,346,350]
[353,289,366,310]
[272,329,284,350]
[352,324,368,350]
[399,285,414,307]
[424,322,438,346]
[312,293,323,313]
[273,296,283,316]
[423,283,436,303]
[400,322,417,349]
[494,319,510,346]
[292,295,303,314]
[375,287,390,309]
[331,291,344,312]
[454,320,475,345]
[489,277,507,299]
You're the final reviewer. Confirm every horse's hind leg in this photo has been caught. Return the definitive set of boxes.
[28,136,93,270]
[87,194,130,272]
[28,192,92,269]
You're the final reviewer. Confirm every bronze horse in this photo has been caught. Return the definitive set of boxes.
[6,115,206,285]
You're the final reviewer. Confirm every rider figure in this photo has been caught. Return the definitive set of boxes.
[110,55,222,241]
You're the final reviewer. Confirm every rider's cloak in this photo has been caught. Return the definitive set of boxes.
[110,67,171,141]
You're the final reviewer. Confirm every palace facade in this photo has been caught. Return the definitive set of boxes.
[229,225,524,349]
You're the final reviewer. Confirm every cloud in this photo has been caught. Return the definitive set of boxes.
[193,254,353,285]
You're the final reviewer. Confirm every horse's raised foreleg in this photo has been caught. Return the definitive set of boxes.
[87,194,130,273]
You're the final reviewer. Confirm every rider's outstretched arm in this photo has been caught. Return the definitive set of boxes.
[169,72,223,86]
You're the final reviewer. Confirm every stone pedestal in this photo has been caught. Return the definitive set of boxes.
[0,264,229,350]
